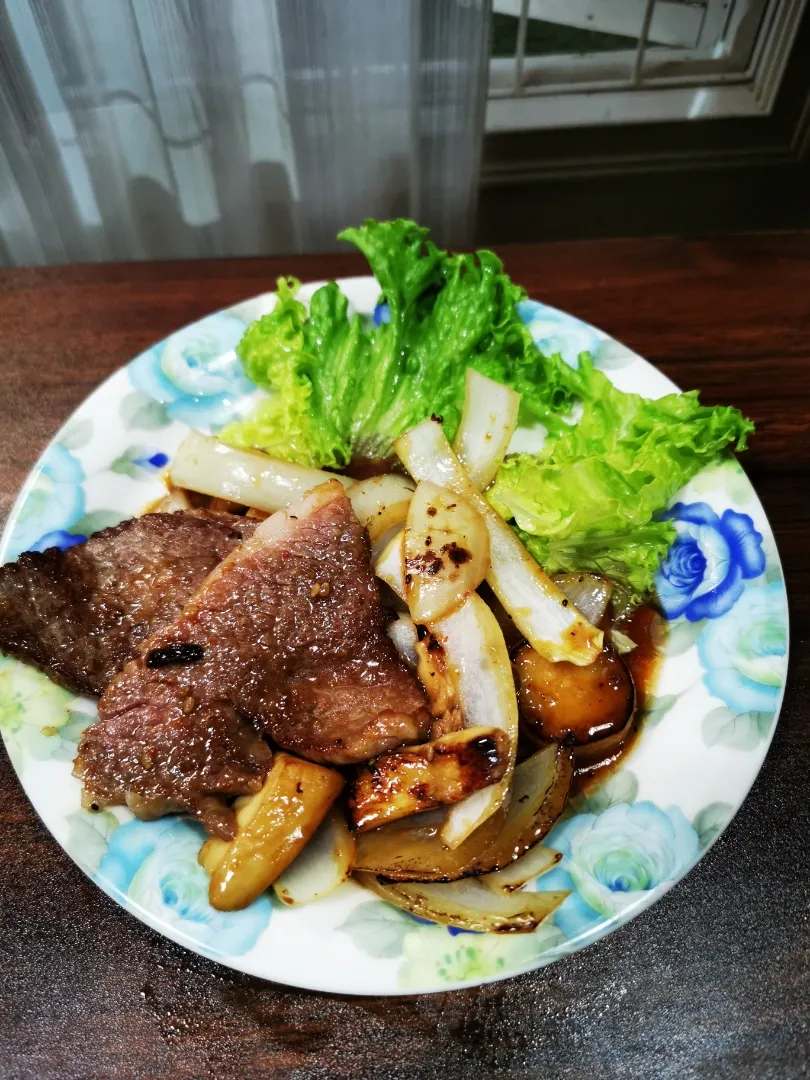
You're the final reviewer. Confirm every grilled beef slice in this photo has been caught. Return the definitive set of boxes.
[0,511,256,696]
[77,481,431,837]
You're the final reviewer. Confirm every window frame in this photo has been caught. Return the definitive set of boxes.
[486,0,806,132]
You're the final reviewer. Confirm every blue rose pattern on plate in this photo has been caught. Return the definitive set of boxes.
[6,443,86,559]
[698,581,787,714]
[128,311,256,430]
[100,817,271,956]
[537,802,701,939]
[519,299,603,370]
[655,501,766,621]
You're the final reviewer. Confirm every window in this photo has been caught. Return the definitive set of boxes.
[487,0,807,130]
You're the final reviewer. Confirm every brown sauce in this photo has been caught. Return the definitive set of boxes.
[340,456,398,481]
[142,480,172,515]
[621,603,664,712]
[569,603,666,797]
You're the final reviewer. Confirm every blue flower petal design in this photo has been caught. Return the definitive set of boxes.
[6,443,86,559]
[373,302,391,326]
[720,508,768,579]
[518,299,603,369]
[110,444,172,480]
[656,501,765,621]
[537,802,701,940]
[697,581,787,714]
[135,451,170,470]
[683,563,743,622]
[29,530,87,553]
[128,312,256,431]
[99,817,271,956]
[537,866,602,939]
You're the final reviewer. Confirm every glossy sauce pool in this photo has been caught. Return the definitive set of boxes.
[569,604,665,798]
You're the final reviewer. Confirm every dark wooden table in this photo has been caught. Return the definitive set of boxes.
[1,236,808,1080]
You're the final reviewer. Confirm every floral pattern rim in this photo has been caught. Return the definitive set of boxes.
[0,278,788,995]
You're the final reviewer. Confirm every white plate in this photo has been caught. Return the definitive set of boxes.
[0,277,788,994]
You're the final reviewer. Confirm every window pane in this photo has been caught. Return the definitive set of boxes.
[488,1,772,94]
[491,13,639,58]
[640,0,770,79]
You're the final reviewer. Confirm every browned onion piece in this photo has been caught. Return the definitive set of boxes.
[552,572,613,626]
[357,873,569,934]
[348,726,509,833]
[353,742,573,882]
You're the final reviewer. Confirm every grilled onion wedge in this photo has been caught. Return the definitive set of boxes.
[354,742,572,882]
[200,753,344,911]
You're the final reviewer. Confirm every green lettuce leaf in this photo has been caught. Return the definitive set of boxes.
[489,353,753,594]
[222,220,576,465]
[221,277,350,468]
[222,219,753,598]
[519,523,676,597]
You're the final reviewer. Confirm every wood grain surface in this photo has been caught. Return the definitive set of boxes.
[0,236,808,1080]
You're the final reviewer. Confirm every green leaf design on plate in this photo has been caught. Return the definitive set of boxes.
[110,445,168,481]
[593,339,636,371]
[692,802,734,849]
[643,693,679,728]
[654,618,706,657]
[687,456,753,505]
[0,657,75,769]
[338,901,415,959]
[398,921,565,987]
[120,391,170,430]
[570,769,639,815]
[110,450,142,480]
[61,418,94,451]
[765,561,784,586]
[702,706,772,750]
[65,809,120,873]
[70,509,126,536]
[48,709,94,760]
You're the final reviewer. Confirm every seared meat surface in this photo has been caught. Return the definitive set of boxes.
[77,481,430,837]
[0,511,255,696]
[73,678,271,838]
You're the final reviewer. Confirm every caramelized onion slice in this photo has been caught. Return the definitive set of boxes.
[375,527,520,846]
[354,742,573,882]
[201,753,344,911]
[273,808,356,906]
[437,597,518,849]
[375,532,519,845]
[453,369,521,492]
[347,473,415,542]
[404,481,489,624]
[149,487,192,513]
[552,573,612,626]
[375,527,407,596]
[171,432,352,512]
[480,844,562,895]
[394,419,603,665]
[356,873,568,934]
[386,611,419,670]
[349,726,509,833]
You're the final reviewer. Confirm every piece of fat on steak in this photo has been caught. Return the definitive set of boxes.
[77,480,431,838]
[0,510,256,696]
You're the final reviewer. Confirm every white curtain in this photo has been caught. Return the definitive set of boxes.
[0,0,491,266]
